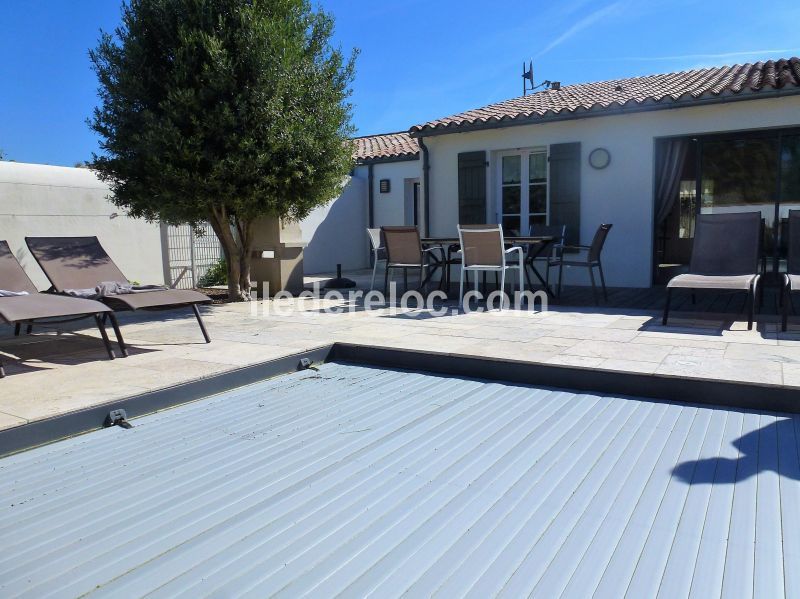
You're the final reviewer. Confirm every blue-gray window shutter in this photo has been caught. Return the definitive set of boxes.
[549,142,581,246]
[458,151,487,224]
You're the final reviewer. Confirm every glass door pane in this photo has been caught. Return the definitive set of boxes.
[779,134,800,271]
[501,155,522,234]
[528,151,548,234]
[701,136,779,274]
[529,152,547,182]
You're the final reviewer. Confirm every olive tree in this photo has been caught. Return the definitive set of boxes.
[90,0,356,300]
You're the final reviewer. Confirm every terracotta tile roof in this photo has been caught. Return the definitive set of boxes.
[353,131,419,162]
[410,57,800,135]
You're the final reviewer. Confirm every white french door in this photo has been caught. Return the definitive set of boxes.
[498,149,548,235]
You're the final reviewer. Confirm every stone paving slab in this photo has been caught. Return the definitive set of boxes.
[1,296,799,432]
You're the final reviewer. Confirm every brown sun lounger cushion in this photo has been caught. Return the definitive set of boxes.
[100,288,210,310]
[25,236,210,310]
[0,242,38,295]
[0,293,111,324]
[0,241,126,371]
[0,240,113,324]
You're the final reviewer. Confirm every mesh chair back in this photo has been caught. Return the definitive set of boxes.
[779,217,789,261]
[788,210,800,275]
[688,212,760,276]
[458,225,504,267]
[366,228,382,251]
[381,226,422,265]
[0,241,38,294]
[26,236,128,291]
[587,224,613,263]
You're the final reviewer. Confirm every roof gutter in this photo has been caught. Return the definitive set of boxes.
[408,86,800,138]
[355,153,420,166]
[418,137,430,237]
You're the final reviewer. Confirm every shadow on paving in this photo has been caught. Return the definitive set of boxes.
[0,330,159,377]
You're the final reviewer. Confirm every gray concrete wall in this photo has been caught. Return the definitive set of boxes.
[0,161,165,289]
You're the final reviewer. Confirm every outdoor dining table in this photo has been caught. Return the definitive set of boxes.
[419,235,555,297]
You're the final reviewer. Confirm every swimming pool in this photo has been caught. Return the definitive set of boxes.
[1,358,797,597]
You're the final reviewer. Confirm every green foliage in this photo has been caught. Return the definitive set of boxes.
[89,0,356,225]
[198,256,228,286]
[88,0,357,298]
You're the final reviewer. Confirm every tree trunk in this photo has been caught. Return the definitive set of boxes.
[235,217,255,300]
[207,206,251,302]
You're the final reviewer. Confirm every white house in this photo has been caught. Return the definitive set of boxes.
[307,57,800,288]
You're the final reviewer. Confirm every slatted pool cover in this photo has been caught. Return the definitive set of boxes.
[1,362,798,598]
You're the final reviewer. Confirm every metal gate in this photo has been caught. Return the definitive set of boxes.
[161,222,223,289]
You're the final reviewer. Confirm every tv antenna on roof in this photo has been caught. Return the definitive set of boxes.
[522,60,558,95]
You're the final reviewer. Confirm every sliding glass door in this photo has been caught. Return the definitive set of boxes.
[779,135,800,272]
[700,135,779,273]
[655,128,800,284]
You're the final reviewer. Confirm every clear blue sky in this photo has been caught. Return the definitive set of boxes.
[1,0,798,166]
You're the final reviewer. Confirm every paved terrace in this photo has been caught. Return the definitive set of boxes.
[1,279,800,431]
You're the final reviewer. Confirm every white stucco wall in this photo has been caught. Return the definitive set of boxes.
[371,160,420,227]
[0,161,165,289]
[299,168,369,274]
[299,159,422,274]
[423,95,800,288]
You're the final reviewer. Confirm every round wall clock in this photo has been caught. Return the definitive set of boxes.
[589,147,611,169]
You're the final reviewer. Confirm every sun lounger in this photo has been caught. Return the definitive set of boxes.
[26,236,212,343]
[0,240,125,377]
[663,212,761,329]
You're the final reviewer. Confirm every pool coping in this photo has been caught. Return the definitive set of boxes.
[1,342,798,457]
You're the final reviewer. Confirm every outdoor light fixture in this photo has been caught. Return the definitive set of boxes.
[589,148,611,169]
[379,179,390,193]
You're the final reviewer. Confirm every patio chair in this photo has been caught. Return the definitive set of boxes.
[546,224,613,304]
[26,236,212,343]
[782,210,800,331]
[457,224,524,309]
[663,212,761,329]
[0,240,125,377]
[380,226,441,293]
[366,228,386,291]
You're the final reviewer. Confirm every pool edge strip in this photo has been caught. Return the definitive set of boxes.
[2,342,798,457]
[0,345,334,458]
[329,343,800,414]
